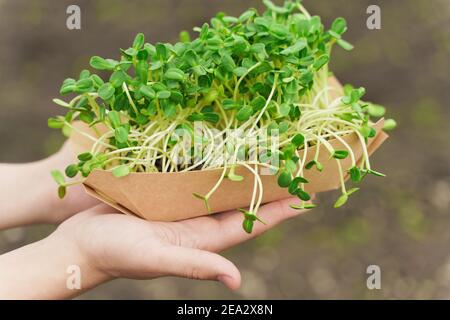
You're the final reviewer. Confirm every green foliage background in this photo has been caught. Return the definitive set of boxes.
[0,0,449,299]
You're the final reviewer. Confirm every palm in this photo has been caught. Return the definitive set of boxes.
[58,198,307,289]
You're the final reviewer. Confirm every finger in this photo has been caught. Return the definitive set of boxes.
[180,197,312,252]
[154,245,241,290]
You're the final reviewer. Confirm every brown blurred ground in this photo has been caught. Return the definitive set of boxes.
[0,0,449,299]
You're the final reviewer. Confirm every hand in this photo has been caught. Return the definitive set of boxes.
[55,198,310,292]
[42,141,99,224]
[0,141,98,229]
[0,198,311,299]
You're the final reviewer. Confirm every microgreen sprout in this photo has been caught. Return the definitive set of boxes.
[50,0,395,233]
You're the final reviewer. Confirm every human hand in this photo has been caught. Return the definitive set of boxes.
[0,141,98,229]
[0,198,312,299]
[55,198,310,292]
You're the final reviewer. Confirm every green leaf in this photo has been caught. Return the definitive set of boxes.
[108,111,121,128]
[281,39,307,55]
[269,23,289,38]
[115,126,129,144]
[65,164,79,178]
[278,122,289,134]
[139,85,156,99]
[187,113,204,122]
[138,49,150,61]
[251,96,267,111]
[193,193,212,213]
[79,69,90,79]
[316,161,324,172]
[48,117,64,129]
[236,105,253,122]
[364,169,386,177]
[347,188,360,196]
[79,111,94,124]
[90,74,104,88]
[183,49,198,67]
[334,193,348,208]
[228,167,244,182]
[383,119,397,131]
[279,103,291,117]
[78,152,93,161]
[288,182,299,195]
[90,56,118,71]
[333,150,349,160]
[222,99,237,110]
[221,54,236,72]
[51,170,65,186]
[305,161,316,170]
[76,78,94,91]
[113,165,130,178]
[285,158,297,174]
[331,17,347,35]
[278,171,292,188]
[136,60,149,83]
[234,67,248,77]
[98,83,115,100]
[263,0,289,14]
[313,54,330,70]
[360,125,376,138]
[368,103,386,118]
[162,101,177,118]
[349,167,362,183]
[157,90,171,99]
[352,103,363,114]
[156,43,169,60]
[179,31,191,43]
[204,89,219,104]
[60,84,76,95]
[58,186,67,199]
[110,70,128,88]
[193,193,206,201]
[228,173,244,182]
[297,189,311,201]
[293,176,309,184]
[282,144,295,160]
[203,113,220,124]
[62,124,72,137]
[123,46,137,56]
[292,133,305,147]
[242,219,254,234]
[305,160,324,172]
[164,68,185,81]
[239,9,256,22]
[291,203,317,210]
[337,39,354,51]
[133,33,145,49]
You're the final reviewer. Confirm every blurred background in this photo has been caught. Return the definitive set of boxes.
[0,0,449,299]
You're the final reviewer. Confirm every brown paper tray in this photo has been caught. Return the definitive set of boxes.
[69,120,388,221]
[68,77,388,221]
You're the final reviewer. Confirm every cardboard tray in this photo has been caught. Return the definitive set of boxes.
[68,79,389,221]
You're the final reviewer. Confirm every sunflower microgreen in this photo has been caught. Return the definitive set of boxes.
[49,0,394,233]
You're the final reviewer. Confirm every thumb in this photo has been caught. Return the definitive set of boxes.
[156,245,241,290]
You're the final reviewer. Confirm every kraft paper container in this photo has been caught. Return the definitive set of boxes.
[68,79,389,221]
